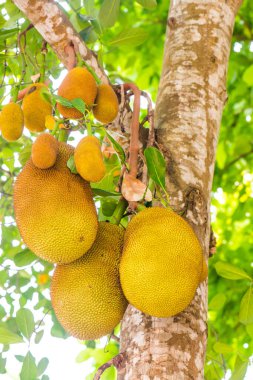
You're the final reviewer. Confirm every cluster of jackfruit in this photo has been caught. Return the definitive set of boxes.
[0,66,119,142]
[14,137,207,339]
[57,67,119,124]
[14,138,126,340]
[0,83,52,142]
[9,65,208,341]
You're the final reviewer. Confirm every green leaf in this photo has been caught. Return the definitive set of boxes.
[92,188,120,197]
[230,357,248,380]
[35,330,44,344]
[53,95,73,108]
[15,355,24,363]
[37,357,49,376]
[71,98,86,114]
[0,305,6,320]
[99,0,120,28]
[20,352,37,380]
[41,375,50,380]
[209,293,226,310]
[215,262,252,281]
[109,28,148,47]
[105,131,126,164]
[242,65,253,87]
[213,342,234,354]
[16,308,35,340]
[101,198,118,217]
[144,147,166,190]
[67,155,78,174]
[0,270,8,287]
[239,287,253,325]
[136,0,157,9]
[14,249,37,267]
[0,28,19,41]
[0,355,6,374]
[0,326,23,344]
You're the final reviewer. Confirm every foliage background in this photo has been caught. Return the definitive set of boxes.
[0,0,253,379]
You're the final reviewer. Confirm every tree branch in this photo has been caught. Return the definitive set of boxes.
[222,148,253,171]
[93,353,126,380]
[12,0,108,82]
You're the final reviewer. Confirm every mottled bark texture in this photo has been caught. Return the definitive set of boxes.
[119,1,242,379]
[12,0,107,82]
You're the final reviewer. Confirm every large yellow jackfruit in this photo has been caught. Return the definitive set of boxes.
[93,84,119,124]
[74,136,106,182]
[31,133,59,169]
[119,207,203,318]
[0,103,24,141]
[57,67,97,119]
[22,83,52,132]
[14,142,98,264]
[51,222,127,340]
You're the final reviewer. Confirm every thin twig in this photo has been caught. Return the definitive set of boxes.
[222,148,253,171]
[93,352,126,380]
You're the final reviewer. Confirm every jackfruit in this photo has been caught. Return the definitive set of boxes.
[200,259,208,283]
[93,84,119,124]
[14,142,98,264]
[45,115,65,130]
[57,67,97,119]
[22,83,52,132]
[50,222,127,340]
[74,136,106,182]
[0,103,24,141]
[31,133,59,169]
[119,207,203,318]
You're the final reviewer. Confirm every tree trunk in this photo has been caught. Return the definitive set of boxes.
[12,0,243,378]
[119,1,242,379]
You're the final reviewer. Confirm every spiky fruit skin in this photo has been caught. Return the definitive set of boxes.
[74,136,106,182]
[0,103,24,141]
[93,84,119,124]
[57,67,97,119]
[200,259,208,283]
[120,207,203,318]
[32,133,59,169]
[14,142,98,264]
[51,222,127,340]
[22,83,52,132]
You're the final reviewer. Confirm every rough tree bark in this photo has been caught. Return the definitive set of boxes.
[12,0,243,379]
[119,1,243,379]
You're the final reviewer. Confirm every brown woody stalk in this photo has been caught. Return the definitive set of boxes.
[123,83,141,178]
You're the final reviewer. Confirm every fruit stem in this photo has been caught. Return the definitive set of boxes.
[123,83,141,179]
[58,129,69,142]
[82,61,102,85]
[86,121,92,136]
[111,198,128,225]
